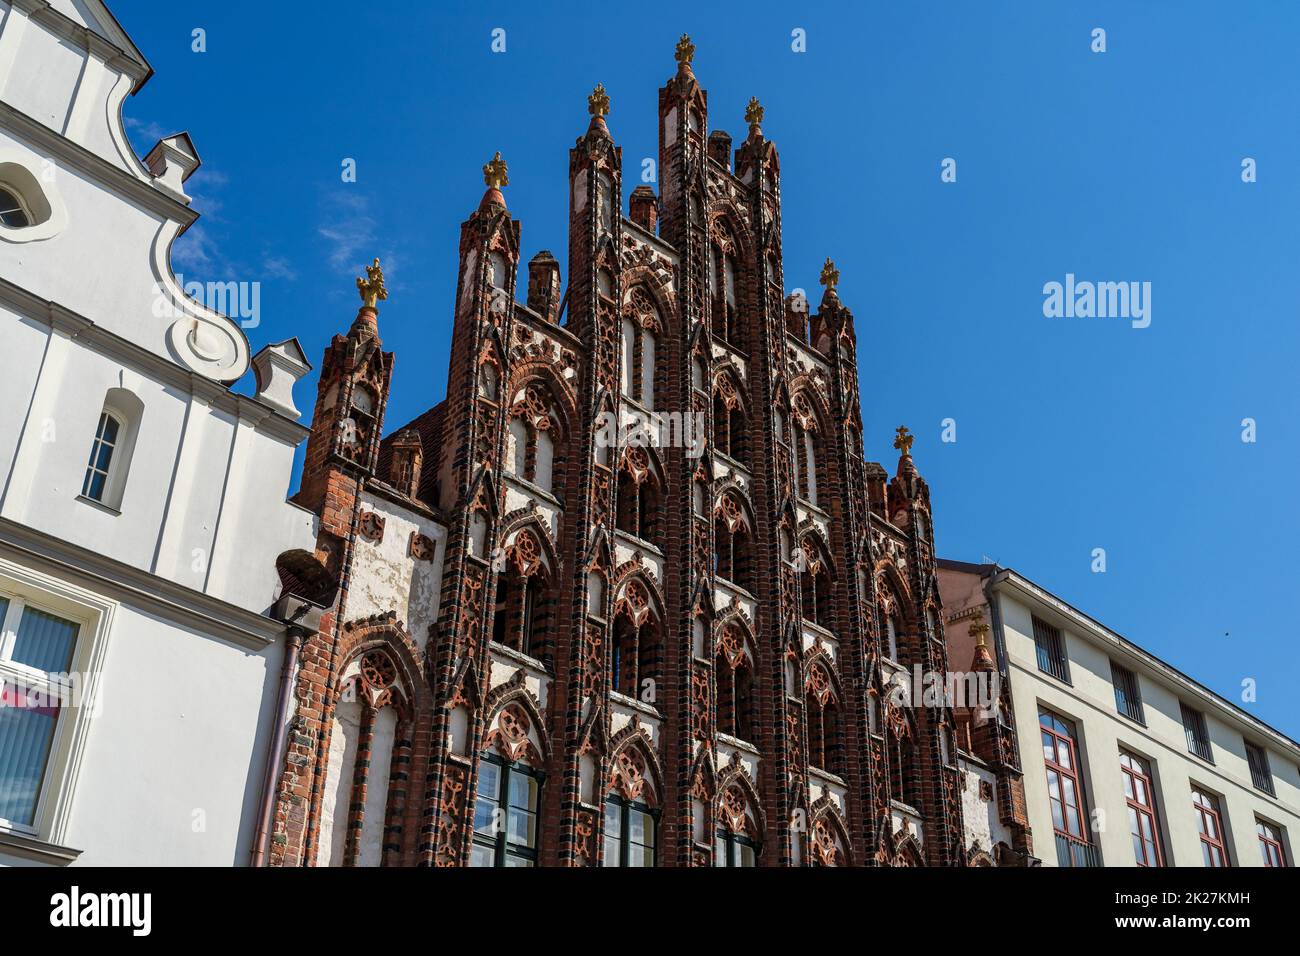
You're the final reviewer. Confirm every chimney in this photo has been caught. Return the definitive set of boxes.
[388,429,424,499]
[628,185,658,235]
[526,251,561,323]
[707,130,732,172]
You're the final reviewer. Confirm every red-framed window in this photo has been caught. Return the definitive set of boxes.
[1119,751,1163,867]
[1257,820,1287,868]
[1192,787,1229,867]
[1040,710,1087,840]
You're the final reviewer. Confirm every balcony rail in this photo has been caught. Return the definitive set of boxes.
[1055,833,1101,868]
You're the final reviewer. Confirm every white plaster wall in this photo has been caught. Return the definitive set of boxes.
[0,313,317,614]
[958,757,1010,857]
[0,596,284,867]
[348,492,447,652]
[0,2,142,174]
[1000,589,1300,867]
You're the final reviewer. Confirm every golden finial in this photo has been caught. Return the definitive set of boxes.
[588,83,610,117]
[675,33,695,67]
[483,151,509,190]
[893,425,914,458]
[745,96,764,132]
[819,257,839,291]
[356,258,387,309]
[969,619,991,647]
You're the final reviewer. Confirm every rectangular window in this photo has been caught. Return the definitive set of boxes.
[0,594,81,830]
[1180,703,1212,762]
[1192,787,1229,867]
[1245,741,1274,796]
[1257,820,1287,868]
[1032,616,1070,683]
[1110,661,1144,724]
[470,756,541,867]
[1119,751,1163,866]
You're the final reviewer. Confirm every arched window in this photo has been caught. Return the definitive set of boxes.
[712,373,748,467]
[889,723,920,806]
[714,785,759,867]
[507,384,562,494]
[615,448,660,543]
[491,530,551,659]
[0,185,30,228]
[799,541,834,631]
[713,494,754,594]
[806,664,843,777]
[622,287,662,409]
[610,582,662,704]
[603,746,659,866]
[709,225,742,351]
[715,625,755,742]
[80,389,143,511]
[317,652,403,867]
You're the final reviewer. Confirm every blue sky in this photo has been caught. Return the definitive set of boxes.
[117,2,1300,740]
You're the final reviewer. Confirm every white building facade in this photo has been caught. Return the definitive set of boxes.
[940,560,1300,868]
[0,0,317,865]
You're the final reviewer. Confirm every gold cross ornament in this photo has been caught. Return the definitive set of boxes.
[588,83,610,117]
[819,257,839,291]
[893,425,914,457]
[483,151,509,190]
[356,258,387,309]
[675,33,695,67]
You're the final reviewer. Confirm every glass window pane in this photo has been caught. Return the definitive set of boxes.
[739,843,756,867]
[473,795,498,836]
[602,833,621,867]
[100,414,120,445]
[629,839,655,867]
[503,853,534,868]
[508,807,536,848]
[603,800,621,838]
[470,843,495,867]
[94,441,114,473]
[86,470,107,502]
[508,771,537,812]
[629,808,649,844]
[11,607,78,673]
[0,693,60,825]
[477,761,500,797]
[1056,743,1072,772]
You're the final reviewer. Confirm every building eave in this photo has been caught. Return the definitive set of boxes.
[986,566,1300,762]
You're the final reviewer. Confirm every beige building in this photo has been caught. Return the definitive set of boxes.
[939,560,1300,867]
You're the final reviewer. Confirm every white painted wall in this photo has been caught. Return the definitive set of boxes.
[0,1,318,866]
[998,584,1300,867]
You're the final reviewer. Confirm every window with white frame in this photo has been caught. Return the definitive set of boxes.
[0,590,81,831]
[80,390,143,511]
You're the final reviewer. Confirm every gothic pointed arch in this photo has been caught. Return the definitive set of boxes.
[809,796,853,867]
[606,723,665,807]
[483,672,550,768]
